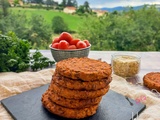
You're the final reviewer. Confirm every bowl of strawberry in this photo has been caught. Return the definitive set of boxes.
[49,32,91,62]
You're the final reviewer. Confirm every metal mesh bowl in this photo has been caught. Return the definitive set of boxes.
[49,44,91,62]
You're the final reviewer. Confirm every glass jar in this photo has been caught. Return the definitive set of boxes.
[111,53,141,77]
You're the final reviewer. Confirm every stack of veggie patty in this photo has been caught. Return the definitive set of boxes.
[42,57,112,119]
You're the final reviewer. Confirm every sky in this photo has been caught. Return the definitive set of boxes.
[54,0,160,8]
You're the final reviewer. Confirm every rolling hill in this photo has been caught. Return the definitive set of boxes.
[9,7,85,32]
[98,4,160,12]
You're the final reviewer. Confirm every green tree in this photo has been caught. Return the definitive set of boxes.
[66,0,72,6]
[83,1,91,13]
[46,0,55,9]
[78,5,160,51]
[33,0,43,4]
[14,0,19,6]
[0,0,10,17]
[76,1,91,14]
[76,5,85,14]
[72,0,77,8]
[29,14,52,48]
[78,16,111,50]
[61,0,67,7]
[61,0,77,7]
[52,16,68,33]
[112,10,118,15]
[0,12,29,39]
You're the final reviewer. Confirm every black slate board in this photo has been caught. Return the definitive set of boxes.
[1,84,146,120]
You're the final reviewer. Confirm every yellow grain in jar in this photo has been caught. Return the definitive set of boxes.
[111,54,141,77]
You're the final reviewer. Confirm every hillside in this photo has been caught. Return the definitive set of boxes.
[100,4,160,12]
[101,6,137,12]
[9,8,85,32]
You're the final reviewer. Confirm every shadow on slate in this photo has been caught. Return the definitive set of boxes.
[1,84,146,120]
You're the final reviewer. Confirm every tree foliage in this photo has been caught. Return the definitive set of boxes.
[28,14,52,49]
[76,1,91,14]
[0,0,10,16]
[1,5,160,51]
[46,0,54,7]
[60,0,77,8]
[78,5,160,51]
[0,11,52,49]
[52,16,68,33]
[0,12,29,39]
[31,0,43,4]
[83,1,91,13]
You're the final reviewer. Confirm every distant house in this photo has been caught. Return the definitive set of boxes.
[8,0,23,6]
[63,7,76,14]
[8,0,14,6]
[92,9,107,17]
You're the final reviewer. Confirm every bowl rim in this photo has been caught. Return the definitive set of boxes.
[49,44,91,51]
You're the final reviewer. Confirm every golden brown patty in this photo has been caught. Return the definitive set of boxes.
[143,72,160,92]
[41,92,99,119]
[53,72,112,90]
[55,57,112,81]
[49,81,110,99]
[48,90,102,109]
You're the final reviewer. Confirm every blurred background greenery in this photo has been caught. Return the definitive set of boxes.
[0,0,160,51]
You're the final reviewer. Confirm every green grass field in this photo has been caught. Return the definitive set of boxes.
[9,7,85,32]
